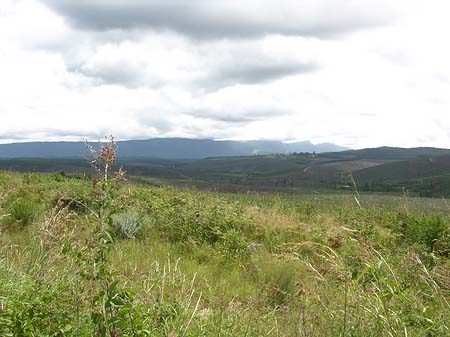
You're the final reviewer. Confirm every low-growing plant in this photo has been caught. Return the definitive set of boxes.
[263,263,298,306]
[1,194,38,231]
[297,202,316,218]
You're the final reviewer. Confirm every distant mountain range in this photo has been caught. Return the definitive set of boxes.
[0,138,349,159]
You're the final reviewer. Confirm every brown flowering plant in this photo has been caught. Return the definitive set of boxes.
[85,136,126,183]
[78,136,143,336]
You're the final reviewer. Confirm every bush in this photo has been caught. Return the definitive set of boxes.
[397,213,449,251]
[142,190,255,256]
[51,183,93,214]
[113,211,144,239]
[433,233,450,257]
[0,279,82,336]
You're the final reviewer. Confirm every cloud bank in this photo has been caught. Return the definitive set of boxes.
[1,0,450,149]
[40,0,393,39]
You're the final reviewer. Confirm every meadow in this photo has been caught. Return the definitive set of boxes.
[1,145,450,336]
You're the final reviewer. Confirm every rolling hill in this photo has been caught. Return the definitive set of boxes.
[322,146,450,160]
[1,143,450,196]
[0,138,348,159]
[352,154,450,197]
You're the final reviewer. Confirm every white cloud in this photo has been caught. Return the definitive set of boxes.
[1,0,450,149]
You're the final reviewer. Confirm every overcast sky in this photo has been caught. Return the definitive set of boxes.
[1,0,450,148]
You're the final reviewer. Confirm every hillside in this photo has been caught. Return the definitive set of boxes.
[323,146,450,160]
[355,155,450,182]
[353,155,450,196]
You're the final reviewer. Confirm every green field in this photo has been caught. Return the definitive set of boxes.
[1,159,450,336]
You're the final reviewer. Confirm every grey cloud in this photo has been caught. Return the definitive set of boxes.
[39,0,393,39]
[43,128,111,139]
[188,108,289,123]
[0,133,25,140]
[68,62,161,88]
[76,62,313,90]
[136,114,249,139]
[134,113,176,134]
[63,39,317,90]
[0,128,109,141]
[204,62,317,89]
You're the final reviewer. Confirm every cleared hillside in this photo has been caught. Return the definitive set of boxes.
[323,146,450,160]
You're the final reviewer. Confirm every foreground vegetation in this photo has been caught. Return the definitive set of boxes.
[1,147,450,335]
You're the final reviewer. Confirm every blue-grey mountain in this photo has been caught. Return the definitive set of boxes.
[0,138,348,159]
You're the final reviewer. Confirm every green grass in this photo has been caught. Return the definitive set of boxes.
[1,170,450,336]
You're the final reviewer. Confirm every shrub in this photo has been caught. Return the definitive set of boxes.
[395,213,449,251]
[51,188,91,212]
[0,278,82,336]
[147,193,255,256]
[113,211,144,239]
[433,233,450,257]
[217,228,250,258]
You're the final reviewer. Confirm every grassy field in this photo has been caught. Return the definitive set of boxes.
[1,160,450,336]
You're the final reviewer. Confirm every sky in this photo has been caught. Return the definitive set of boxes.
[1,0,450,149]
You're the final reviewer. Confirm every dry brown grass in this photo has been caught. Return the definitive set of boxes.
[38,199,78,250]
[247,206,310,231]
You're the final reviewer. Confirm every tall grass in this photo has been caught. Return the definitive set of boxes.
[0,164,450,335]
